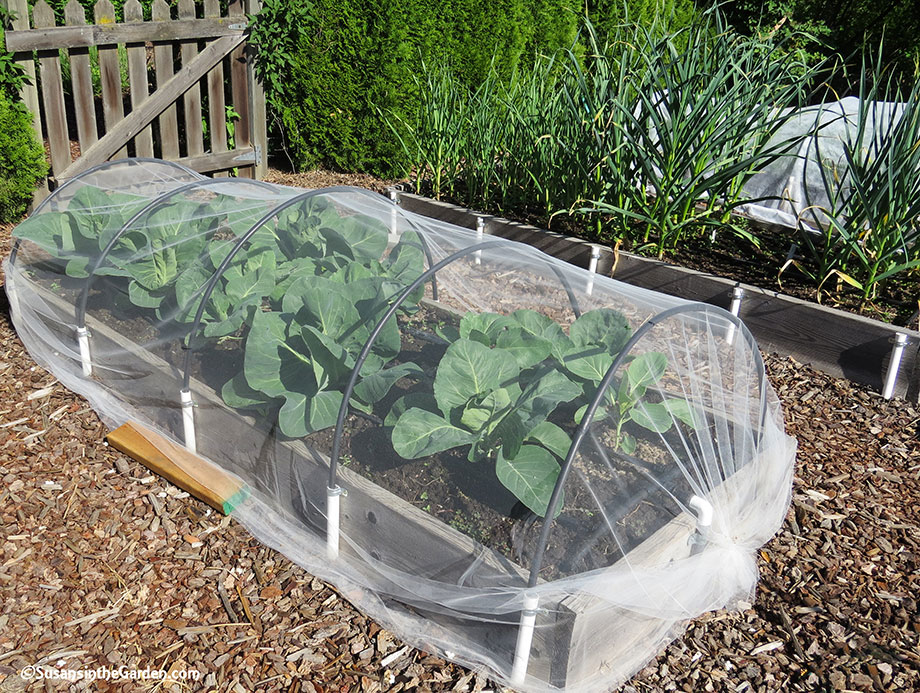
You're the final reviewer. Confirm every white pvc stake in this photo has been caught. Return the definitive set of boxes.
[326,485,345,559]
[510,592,539,685]
[882,333,910,400]
[76,327,92,377]
[388,190,400,244]
[689,495,713,528]
[585,245,601,296]
[180,388,196,454]
[689,494,714,556]
[474,217,484,265]
[726,287,745,346]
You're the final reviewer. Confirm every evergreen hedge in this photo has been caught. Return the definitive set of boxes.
[252,0,583,176]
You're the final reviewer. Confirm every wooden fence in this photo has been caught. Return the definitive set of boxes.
[2,0,267,199]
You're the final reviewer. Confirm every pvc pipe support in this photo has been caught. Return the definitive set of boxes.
[475,217,484,265]
[882,333,910,400]
[689,494,714,556]
[180,388,196,454]
[76,327,92,377]
[388,190,400,244]
[510,592,540,685]
[726,287,745,346]
[326,485,346,559]
[586,245,601,296]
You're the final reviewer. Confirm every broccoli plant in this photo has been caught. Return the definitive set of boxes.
[390,306,702,516]
[390,310,583,516]
[220,214,428,436]
[12,186,149,277]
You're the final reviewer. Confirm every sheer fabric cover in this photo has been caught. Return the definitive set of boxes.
[739,96,905,230]
[6,159,796,693]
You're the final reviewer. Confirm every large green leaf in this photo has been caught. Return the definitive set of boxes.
[569,308,631,354]
[496,327,553,369]
[320,215,388,262]
[526,421,572,460]
[244,311,317,398]
[495,445,562,517]
[278,389,344,437]
[392,408,476,458]
[432,338,519,419]
[460,312,514,342]
[223,249,276,304]
[662,398,704,429]
[515,368,582,427]
[222,372,276,410]
[562,345,614,382]
[511,309,571,361]
[628,401,674,433]
[283,275,360,341]
[460,387,513,434]
[626,352,667,393]
[300,325,356,388]
[352,362,424,407]
[12,211,75,254]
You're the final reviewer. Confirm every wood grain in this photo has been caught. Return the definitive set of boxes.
[64,0,98,153]
[32,0,71,178]
[204,0,227,176]
[123,0,153,157]
[94,0,127,159]
[151,0,179,160]
[5,17,245,51]
[178,0,203,158]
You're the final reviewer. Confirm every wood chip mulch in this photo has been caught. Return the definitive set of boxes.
[0,177,919,692]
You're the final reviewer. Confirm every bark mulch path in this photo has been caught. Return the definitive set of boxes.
[0,176,919,692]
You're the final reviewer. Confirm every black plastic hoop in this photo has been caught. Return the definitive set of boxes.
[76,177,281,328]
[526,302,766,587]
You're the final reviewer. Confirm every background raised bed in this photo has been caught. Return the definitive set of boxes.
[390,190,920,402]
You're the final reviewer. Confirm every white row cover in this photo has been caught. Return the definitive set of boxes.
[5,159,796,692]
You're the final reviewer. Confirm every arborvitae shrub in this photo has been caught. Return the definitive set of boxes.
[0,95,47,222]
[254,0,583,177]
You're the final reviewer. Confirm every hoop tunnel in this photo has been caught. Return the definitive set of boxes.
[6,160,796,693]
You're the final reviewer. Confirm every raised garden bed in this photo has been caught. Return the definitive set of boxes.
[5,159,796,692]
[390,190,920,402]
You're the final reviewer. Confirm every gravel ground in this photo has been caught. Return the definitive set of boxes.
[0,173,919,692]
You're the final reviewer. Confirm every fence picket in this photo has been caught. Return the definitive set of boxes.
[179,0,203,157]
[64,0,97,154]
[94,0,127,159]
[124,0,153,157]
[151,0,179,160]
[32,0,71,177]
[247,0,266,178]
[204,0,227,177]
